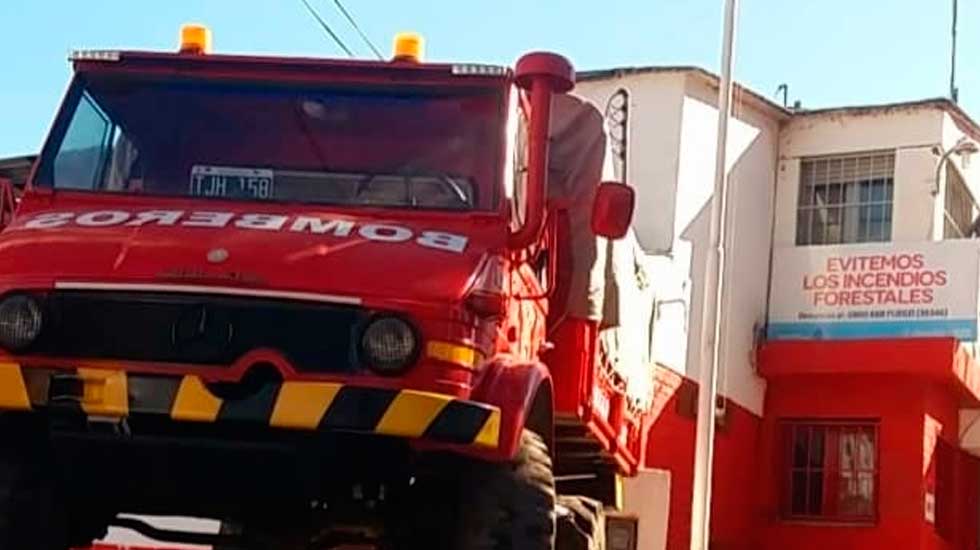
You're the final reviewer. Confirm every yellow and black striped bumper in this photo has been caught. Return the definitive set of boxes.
[0,363,500,448]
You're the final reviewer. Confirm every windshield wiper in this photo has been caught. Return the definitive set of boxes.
[417,176,470,208]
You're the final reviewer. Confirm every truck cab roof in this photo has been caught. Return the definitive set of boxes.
[69,49,513,88]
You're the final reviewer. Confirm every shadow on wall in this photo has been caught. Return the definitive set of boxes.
[679,128,768,395]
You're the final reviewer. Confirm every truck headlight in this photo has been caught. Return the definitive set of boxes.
[360,316,418,373]
[0,295,43,351]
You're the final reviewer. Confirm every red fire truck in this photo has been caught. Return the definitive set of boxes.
[0,25,648,550]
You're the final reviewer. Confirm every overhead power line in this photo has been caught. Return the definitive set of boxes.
[298,0,354,57]
[329,0,384,60]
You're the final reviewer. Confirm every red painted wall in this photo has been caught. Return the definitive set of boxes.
[757,375,925,549]
[921,382,980,550]
[643,367,762,550]
[639,371,958,550]
[954,450,979,550]
[756,374,980,550]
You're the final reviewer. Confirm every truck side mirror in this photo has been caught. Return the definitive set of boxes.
[0,178,15,230]
[591,181,635,239]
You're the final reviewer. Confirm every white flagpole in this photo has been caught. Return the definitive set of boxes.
[690,0,738,549]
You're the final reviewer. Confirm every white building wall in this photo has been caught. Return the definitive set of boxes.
[894,147,942,242]
[577,71,782,416]
[678,76,778,415]
[575,72,687,255]
[580,69,980,455]
[772,106,980,457]
[779,107,943,157]
[578,72,980,420]
[621,469,671,550]
[774,108,947,247]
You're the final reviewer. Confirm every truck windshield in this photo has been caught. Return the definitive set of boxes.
[36,73,504,211]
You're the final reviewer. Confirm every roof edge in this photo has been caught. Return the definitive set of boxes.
[793,97,980,143]
[576,65,792,120]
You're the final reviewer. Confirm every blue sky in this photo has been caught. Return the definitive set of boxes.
[0,1,975,157]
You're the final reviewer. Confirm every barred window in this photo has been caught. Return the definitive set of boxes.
[782,421,878,522]
[943,165,977,238]
[796,152,894,245]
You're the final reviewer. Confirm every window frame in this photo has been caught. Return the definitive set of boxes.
[780,419,880,524]
[35,76,89,189]
[32,73,510,214]
[50,91,117,192]
[942,162,978,239]
[795,151,896,246]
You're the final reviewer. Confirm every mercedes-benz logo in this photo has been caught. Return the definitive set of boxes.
[172,304,233,359]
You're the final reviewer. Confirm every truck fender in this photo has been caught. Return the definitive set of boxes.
[471,357,554,461]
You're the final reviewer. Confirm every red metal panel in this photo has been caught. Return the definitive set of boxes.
[469,357,551,461]
[758,338,980,406]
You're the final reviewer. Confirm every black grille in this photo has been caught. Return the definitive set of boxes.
[30,291,367,373]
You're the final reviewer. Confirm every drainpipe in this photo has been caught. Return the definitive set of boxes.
[690,1,738,549]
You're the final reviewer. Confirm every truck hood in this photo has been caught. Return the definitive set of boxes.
[0,201,504,305]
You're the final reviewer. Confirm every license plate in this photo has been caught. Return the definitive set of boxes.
[190,166,275,200]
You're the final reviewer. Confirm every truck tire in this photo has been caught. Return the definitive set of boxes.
[0,448,70,550]
[556,495,606,550]
[456,429,556,550]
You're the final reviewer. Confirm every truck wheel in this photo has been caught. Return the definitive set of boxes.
[0,449,70,550]
[556,495,606,550]
[457,429,556,550]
